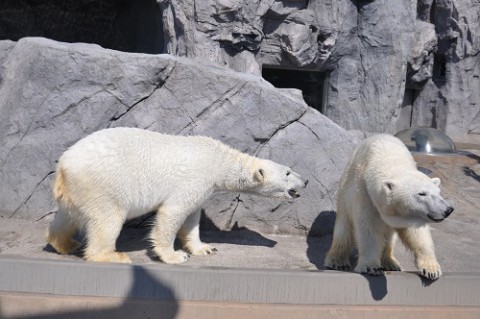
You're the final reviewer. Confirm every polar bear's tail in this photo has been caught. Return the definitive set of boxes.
[47,167,81,255]
[53,167,66,202]
[52,167,75,209]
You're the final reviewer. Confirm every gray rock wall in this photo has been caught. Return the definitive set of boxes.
[0,37,361,235]
[160,0,480,141]
[1,0,478,139]
[411,0,480,142]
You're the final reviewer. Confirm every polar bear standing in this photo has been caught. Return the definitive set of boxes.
[47,127,307,264]
[325,134,453,279]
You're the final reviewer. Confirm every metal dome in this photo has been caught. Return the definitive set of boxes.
[395,127,456,154]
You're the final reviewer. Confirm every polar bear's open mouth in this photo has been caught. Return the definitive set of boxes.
[288,188,300,198]
[427,214,444,223]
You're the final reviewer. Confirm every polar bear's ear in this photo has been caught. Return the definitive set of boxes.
[431,177,441,186]
[254,168,265,183]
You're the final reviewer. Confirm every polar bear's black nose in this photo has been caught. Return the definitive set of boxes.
[304,180,309,187]
[445,206,454,217]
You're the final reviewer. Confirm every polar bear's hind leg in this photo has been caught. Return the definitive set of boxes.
[46,207,81,255]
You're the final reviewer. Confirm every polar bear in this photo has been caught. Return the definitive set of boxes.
[47,127,307,264]
[324,134,453,280]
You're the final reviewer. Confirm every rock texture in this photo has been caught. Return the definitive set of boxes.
[160,0,480,141]
[0,37,361,235]
[0,0,478,139]
[411,0,480,143]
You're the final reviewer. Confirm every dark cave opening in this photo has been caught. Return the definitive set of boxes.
[0,0,164,54]
[262,67,328,114]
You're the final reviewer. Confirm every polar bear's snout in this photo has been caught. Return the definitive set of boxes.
[288,179,308,198]
[429,205,454,222]
[288,175,309,199]
[427,199,454,223]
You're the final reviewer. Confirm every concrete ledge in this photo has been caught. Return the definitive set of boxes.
[1,256,479,318]
[1,293,479,319]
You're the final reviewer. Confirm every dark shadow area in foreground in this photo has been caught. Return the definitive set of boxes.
[6,266,179,319]
[361,274,388,301]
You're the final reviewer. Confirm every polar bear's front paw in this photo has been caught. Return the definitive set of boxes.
[185,243,218,256]
[417,258,442,280]
[355,262,385,276]
[158,250,190,264]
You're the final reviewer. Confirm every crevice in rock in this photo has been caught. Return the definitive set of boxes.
[297,118,321,142]
[224,194,243,230]
[310,174,336,209]
[197,81,248,119]
[297,117,338,168]
[177,81,249,134]
[35,211,55,222]
[9,170,55,219]
[270,203,282,213]
[1,93,51,170]
[253,108,307,155]
[109,62,177,123]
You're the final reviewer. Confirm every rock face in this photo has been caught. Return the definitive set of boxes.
[0,0,478,139]
[160,0,480,141]
[411,0,480,142]
[0,37,360,235]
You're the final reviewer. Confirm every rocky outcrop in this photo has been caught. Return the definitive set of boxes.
[411,0,480,142]
[0,37,361,235]
[0,0,478,140]
[160,0,480,141]
[159,0,415,134]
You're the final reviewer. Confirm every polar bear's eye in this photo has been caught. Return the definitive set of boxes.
[286,171,291,176]
[418,192,427,196]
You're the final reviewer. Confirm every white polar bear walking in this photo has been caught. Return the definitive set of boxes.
[47,127,307,264]
[325,134,453,280]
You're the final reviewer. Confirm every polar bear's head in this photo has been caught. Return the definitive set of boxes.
[247,159,308,201]
[380,172,454,228]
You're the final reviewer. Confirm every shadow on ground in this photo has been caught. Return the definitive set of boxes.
[6,266,179,319]
[200,211,277,247]
[44,210,279,262]
[306,210,335,270]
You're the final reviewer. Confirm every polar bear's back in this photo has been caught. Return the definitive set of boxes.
[60,128,221,175]
[354,134,416,178]
[56,127,228,215]
[337,134,418,220]
[338,134,416,205]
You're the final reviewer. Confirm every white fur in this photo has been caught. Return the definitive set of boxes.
[324,134,453,280]
[47,127,306,264]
